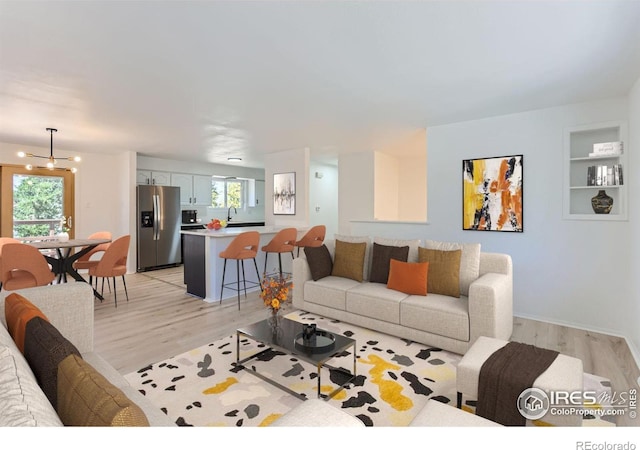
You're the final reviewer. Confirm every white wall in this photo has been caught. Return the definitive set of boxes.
[353,97,634,342]
[398,155,427,222]
[374,152,400,220]
[309,161,339,239]
[339,145,427,228]
[628,77,640,361]
[338,152,375,235]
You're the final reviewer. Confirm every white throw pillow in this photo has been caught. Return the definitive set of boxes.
[422,240,481,297]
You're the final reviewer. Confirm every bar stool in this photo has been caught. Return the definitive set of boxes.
[261,227,297,278]
[295,225,326,256]
[219,231,262,310]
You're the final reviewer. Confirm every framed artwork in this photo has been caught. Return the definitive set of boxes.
[273,172,296,215]
[462,154,523,232]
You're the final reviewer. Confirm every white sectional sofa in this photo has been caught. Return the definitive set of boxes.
[0,283,175,426]
[292,236,513,355]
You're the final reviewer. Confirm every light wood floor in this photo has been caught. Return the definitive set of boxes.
[93,266,640,427]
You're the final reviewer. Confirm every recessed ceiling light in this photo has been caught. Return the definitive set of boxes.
[227,157,242,162]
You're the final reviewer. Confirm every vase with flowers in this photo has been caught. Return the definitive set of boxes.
[260,273,292,332]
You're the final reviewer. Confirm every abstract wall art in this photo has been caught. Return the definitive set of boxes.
[273,172,296,215]
[462,155,523,232]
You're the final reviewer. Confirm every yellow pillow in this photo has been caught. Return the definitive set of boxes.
[387,259,429,296]
[418,247,462,297]
[331,240,366,282]
[57,354,149,426]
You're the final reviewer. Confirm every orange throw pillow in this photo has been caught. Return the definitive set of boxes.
[4,293,50,353]
[387,259,429,296]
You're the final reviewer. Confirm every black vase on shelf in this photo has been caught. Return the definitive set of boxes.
[591,190,613,214]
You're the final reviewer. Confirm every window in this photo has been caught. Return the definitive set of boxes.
[0,165,75,238]
[211,178,244,209]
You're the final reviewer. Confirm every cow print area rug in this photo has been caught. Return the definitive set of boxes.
[124,310,614,427]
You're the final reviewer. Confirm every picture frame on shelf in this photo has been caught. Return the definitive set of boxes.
[273,172,296,215]
[462,154,523,232]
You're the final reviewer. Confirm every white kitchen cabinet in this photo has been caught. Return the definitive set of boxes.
[247,179,265,207]
[171,173,193,205]
[171,173,212,206]
[137,170,171,186]
[192,175,212,206]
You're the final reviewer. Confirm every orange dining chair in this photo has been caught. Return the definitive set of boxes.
[0,243,55,291]
[88,235,130,307]
[295,225,326,256]
[73,231,112,271]
[0,238,23,290]
[261,228,297,278]
[73,231,112,291]
[219,231,262,310]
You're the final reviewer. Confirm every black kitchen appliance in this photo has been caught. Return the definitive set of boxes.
[182,209,198,224]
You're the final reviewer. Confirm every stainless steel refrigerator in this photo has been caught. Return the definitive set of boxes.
[136,185,182,271]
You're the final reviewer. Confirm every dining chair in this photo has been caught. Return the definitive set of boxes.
[261,228,297,278]
[295,225,326,256]
[73,231,112,290]
[73,231,112,270]
[88,235,130,307]
[0,243,56,291]
[219,231,261,310]
[0,238,22,291]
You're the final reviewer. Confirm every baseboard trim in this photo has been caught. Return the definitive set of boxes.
[513,312,640,373]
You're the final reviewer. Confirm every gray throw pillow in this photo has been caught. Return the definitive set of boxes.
[304,245,333,281]
[369,242,410,284]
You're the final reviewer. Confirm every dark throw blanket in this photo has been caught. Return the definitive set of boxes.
[476,342,559,426]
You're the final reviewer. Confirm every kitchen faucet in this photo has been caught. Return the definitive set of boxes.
[227,206,237,222]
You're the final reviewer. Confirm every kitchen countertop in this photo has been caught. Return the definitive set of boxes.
[181,225,307,302]
[180,226,285,237]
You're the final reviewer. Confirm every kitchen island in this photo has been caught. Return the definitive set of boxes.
[181,226,304,304]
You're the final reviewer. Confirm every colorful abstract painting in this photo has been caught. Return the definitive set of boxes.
[462,155,523,232]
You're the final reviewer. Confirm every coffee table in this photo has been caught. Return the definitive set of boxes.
[235,317,356,401]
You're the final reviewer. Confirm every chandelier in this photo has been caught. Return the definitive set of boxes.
[18,128,81,173]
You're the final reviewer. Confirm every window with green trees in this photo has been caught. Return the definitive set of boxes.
[211,178,243,209]
[13,174,65,237]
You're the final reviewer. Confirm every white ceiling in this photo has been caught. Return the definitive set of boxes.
[1,1,640,168]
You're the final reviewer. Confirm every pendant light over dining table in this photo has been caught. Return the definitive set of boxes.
[17,128,81,173]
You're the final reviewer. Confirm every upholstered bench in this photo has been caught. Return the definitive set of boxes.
[456,336,583,426]
[409,399,501,426]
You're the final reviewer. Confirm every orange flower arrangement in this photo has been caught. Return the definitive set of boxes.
[260,274,292,313]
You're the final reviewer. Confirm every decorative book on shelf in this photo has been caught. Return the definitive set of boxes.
[587,164,623,186]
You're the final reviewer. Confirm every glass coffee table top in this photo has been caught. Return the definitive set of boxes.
[235,316,357,400]
[237,316,354,364]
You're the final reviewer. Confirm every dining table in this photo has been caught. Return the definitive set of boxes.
[27,237,112,301]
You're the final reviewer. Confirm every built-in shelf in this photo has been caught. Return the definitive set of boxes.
[563,121,628,221]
